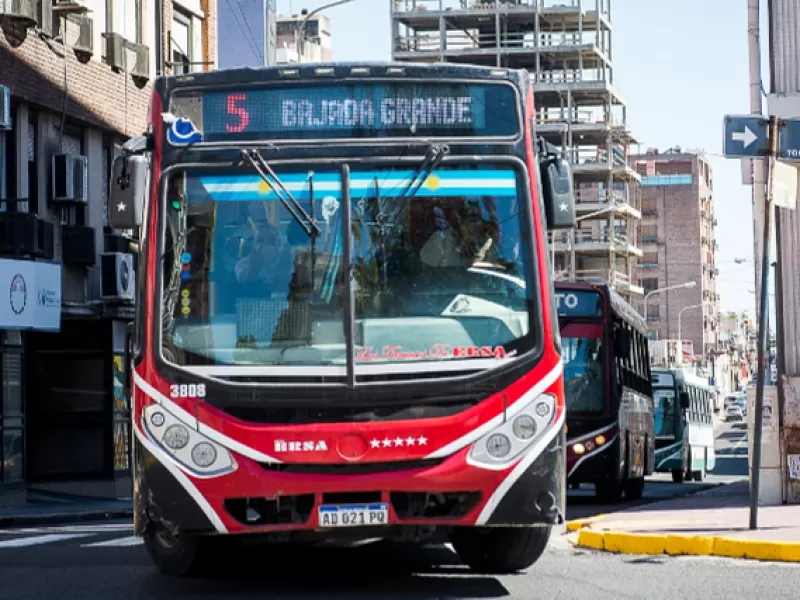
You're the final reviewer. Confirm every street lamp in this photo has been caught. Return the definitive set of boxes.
[677,303,704,346]
[642,281,697,326]
[295,0,355,62]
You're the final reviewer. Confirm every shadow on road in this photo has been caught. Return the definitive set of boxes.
[126,542,509,599]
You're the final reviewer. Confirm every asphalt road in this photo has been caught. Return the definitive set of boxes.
[566,417,749,521]
[0,419,753,599]
[0,520,796,599]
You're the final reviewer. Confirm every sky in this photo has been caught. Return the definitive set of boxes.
[276,0,770,319]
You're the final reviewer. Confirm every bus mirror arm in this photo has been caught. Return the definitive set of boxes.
[537,138,576,231]
[679,391,690,409]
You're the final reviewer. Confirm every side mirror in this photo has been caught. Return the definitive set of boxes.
[107,154,148,230]
[540,156,576,230]
[679,391,690,409]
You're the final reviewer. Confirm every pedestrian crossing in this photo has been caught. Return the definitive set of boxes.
[0,523,143,550]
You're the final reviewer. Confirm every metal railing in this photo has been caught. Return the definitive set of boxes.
[392,0,609,16]
[393,29,601,54]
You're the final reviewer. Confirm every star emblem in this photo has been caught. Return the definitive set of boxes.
[393,437,404,447]
[559,202,567,212]
[382,438,392,448]
[116,202,127,212]
[417,436,428,446]
[370,439,381,449]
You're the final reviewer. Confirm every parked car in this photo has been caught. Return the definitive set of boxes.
[725,404,744,422]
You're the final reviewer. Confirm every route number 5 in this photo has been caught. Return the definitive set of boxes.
[226,93,249,133]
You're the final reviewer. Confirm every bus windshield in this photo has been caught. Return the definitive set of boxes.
[653,388,677,437]
[561,322,604,413]
[158,163,536,375]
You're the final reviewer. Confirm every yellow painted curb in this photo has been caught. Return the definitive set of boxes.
[565,514,609,532]
[575,529,800,563]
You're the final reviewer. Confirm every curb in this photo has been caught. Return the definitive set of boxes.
[576,528,800,563]
[564,514,608,533]
[0,508,133,530]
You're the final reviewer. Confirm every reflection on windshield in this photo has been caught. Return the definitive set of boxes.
[159,164,535,374]
[562,335,604,413]
[654,390,676,437]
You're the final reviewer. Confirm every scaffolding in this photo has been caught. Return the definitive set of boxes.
[390,0,643,298]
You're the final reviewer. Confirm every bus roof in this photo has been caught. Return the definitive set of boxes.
[157,62,528,93]
[554,281,648,335]
[651,367,713,391]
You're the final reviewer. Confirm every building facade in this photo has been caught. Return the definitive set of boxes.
[275,11,331,64]
[0,0,216,508]
[218,0,277,68]
[388,0,642,299]
[631,147,720,364]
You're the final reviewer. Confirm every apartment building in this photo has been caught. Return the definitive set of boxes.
[0,0,216,508]
[389,0,642,299]
[275,11,331,64]
[632,147,720,363]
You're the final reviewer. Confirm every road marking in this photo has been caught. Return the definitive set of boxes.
[0,533,92,548]
[81,535,143,548]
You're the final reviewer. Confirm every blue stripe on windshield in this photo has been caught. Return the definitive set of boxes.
[197,169,518,202]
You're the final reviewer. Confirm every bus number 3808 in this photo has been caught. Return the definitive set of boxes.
[169,384,207,399]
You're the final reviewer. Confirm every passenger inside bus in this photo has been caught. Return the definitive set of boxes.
[419,199,501,268]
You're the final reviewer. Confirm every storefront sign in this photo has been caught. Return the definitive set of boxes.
[0,258,61,331]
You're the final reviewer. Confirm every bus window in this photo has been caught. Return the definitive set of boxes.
[561,323,604,413]
[654,389,677,437]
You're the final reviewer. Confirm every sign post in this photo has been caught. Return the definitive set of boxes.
[724,113,800,529]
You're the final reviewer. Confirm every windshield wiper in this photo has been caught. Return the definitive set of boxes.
[397,143,450,200]
[240,149,321,237]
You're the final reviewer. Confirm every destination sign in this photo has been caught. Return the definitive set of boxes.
[174,82,520,142]
[555,290,604,318]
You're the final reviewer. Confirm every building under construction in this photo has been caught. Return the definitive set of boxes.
[390,0,643,298]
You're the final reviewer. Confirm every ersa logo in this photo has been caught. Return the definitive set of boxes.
[274,439,329,453]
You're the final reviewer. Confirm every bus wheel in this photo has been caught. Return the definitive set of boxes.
[143,524,212,577]
[623,477,645,500]
[671,469,684,483]
[449,525,551,574]
[595,481,623,503]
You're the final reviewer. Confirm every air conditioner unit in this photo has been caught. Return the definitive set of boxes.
[0,0,37,28]
[100,251,135,302]
[51,152,88,203]
[0,84,10,131]
[103,32,125,71]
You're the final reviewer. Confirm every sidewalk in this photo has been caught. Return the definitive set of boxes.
[0,491,132,529]
[573,480,800,562]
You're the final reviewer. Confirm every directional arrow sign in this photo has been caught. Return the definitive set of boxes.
[723,115,769,158]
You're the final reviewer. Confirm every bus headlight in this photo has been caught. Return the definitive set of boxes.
[512,414,537,440]
[486,434,512,459]
[143,404,235,478]
[468,393,557,470]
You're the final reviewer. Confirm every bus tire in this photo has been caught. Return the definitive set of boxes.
[449,525,551,574]
[143,524,213,577]
[671,469,684,483]
[595,481,623,503]
[623,477,645,500]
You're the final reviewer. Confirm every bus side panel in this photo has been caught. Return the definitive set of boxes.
[132,439,218,537]
[619,387,655,479]
[485,428,566,526]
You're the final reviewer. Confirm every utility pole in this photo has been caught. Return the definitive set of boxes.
[750,116,779,529]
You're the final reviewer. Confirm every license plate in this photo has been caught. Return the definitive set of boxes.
[317,503,389,528]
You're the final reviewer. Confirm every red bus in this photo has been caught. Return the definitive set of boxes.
[107,62,576,576]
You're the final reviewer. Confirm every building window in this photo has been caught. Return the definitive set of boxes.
[106,0,141,43]
[171,9,193,74]
[642,277,658,293]
[58,126,85,227]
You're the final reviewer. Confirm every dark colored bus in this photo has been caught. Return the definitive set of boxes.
[555,282,655,502]
[107,62,578,576]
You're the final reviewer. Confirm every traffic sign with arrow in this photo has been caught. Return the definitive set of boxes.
[723,115,769,158]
